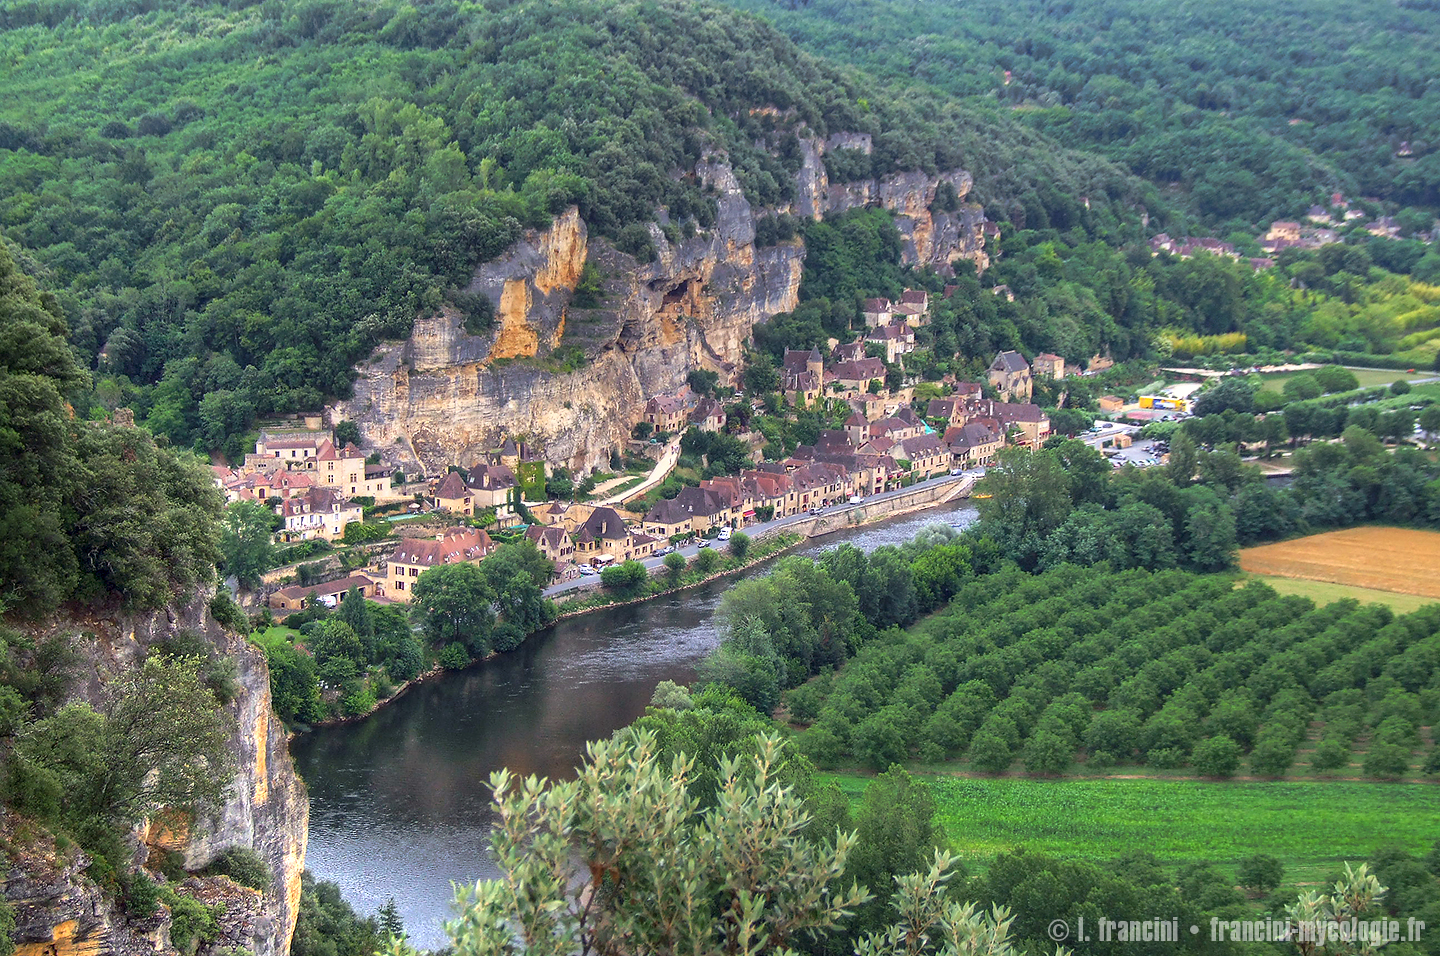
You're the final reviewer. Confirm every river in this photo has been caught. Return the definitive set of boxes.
[289,502,978,948]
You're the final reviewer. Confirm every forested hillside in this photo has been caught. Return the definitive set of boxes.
[0,0,1157,453]
[724,0,1440,230]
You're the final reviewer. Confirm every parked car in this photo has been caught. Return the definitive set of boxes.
[578,565,598,576]
[696,539,711,548]
[849,495,864,504]
[717,528,732,541]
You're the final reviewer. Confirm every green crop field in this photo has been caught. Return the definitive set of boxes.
[1242,574,1440,615]
[823,773,1440,884]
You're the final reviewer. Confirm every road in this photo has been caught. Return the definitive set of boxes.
[594,437,682,506]
[542,471,974,597]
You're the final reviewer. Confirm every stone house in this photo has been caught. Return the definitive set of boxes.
[524,525,574,567]
[898,434,949,479]
[268,573,381,613]
[987,351,1033,402]
[1032,353,1065,381]
[861,298,893,328]
[641,497,695,539]
[830,358,887,391]
[864,322,915,364]
[644,394,689,435]
[688,397,727,433]
[944,422,1003,467]
[385,527,495,602]
[278,487,362,542]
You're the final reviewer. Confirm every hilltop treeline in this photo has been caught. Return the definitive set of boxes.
[727,0,1440,230]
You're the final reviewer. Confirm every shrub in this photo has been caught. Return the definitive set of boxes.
[1249,737,1296,777]
[1309,737,1351,772]
[727,531,750,561]
[1362,742,1411,780]
[438,643,470,670]
[204,847,271,891]
[968,731,1013,773]
[1191,734,1242,778]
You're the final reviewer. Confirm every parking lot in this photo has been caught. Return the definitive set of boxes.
[1107,437,1167,468]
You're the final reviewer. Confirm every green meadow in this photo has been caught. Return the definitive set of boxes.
[823,773,1440,884]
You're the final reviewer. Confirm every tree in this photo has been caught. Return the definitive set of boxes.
[19,656,236,827]
[968,730,1014,773]
[694,547,720,574]
[1249,734,1295,777]
[1190,734,1241,778]
[1418,405,1440,442]
[1237,855,1284,897]
[448,731,869,956]
[600,559,649,595]
[663,550,686,581]
[743,352,780,394]
[1362,742,1411,779]
[1310,738,1351,772]
[219,501,278,590]
[1182,489,1237,571]
[1022,730,1073,775]
[482,542,555,633]
[334,421,362,448]
[974,447,1073,568]
[377,899,404,940]
[727,531,751,561]
[411,562,495,653]
[1166,431,1199,486]
[844,766,945,937]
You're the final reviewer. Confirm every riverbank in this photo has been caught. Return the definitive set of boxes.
[292,501,980,947]
[294,478,973,731]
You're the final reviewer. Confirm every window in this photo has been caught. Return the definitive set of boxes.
[395,581,405,590]
[409,567,418,576]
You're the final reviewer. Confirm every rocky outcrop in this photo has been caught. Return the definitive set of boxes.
[335,135,989,475]
[2,598,306,956]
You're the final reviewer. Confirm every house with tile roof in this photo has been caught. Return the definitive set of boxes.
[385,527,496,602]
[278,487,363,542]
[987,351,1033,402]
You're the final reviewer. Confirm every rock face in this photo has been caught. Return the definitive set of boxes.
[2,597,307,956]
[336,134,990,475]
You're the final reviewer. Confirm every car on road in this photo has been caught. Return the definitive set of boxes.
[696,539,711,548]
[656,545,674,555]
[578,565,598,575]
[717,527,732,541]
[848,495,864,504]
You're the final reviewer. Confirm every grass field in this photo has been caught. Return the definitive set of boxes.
[823,773,1440,883]
[1238,527,1440,598]
[1253,367,1429,390]
[1243,573,1439,614]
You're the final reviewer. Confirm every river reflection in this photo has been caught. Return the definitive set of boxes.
[290,503,977,947]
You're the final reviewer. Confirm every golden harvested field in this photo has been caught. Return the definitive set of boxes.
[1239,527,1440,598]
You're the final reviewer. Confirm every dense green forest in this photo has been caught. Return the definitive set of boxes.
[0,0,1158,454]
[723,0,1440,231]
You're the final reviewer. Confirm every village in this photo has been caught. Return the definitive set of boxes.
[209,288,1105,615]
[1147,192,1431,270]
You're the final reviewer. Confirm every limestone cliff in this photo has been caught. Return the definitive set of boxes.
[2,597,306,956]
[335,134,990,475]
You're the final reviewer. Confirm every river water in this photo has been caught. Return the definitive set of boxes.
[289,502,978,948]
